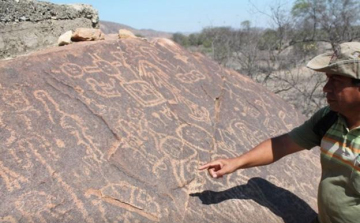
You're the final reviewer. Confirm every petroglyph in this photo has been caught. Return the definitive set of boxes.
[176,124,213,152]
[122,80,167,107]
[160,136,197,161]
[138,60,170,84]
[279,110,295,130]
[232,119,268,147]
[0,37,319,222]
[15,191,57,223]
[159,104,179,121]
[60,63,84,79]
[2,128,17,147]
[86,77,122,98]
[0,161,28,192]
[17,137,95,223]
[82,53,123,79]
[179,96,211,123]
[176,70,206,84]
[85,182,161,222]
[1,88,31,112]
[216,128,239,154]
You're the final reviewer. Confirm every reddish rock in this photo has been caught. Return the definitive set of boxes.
[118,29,136,39]
[0,38,319,223]
[72,28,105,41]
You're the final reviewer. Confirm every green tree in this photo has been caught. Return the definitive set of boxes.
[291,0,360,46]
[188,33,200,46]
[172,33,189,47]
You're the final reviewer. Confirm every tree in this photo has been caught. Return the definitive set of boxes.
[201,27,234,65]
[230,24,262,78]
[188,33,200,46]
[291,0,360,47]
[172,33,189,47]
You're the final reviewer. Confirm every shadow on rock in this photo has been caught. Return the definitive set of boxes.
[190,177,317,223]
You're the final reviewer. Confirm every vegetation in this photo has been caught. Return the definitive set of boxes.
[172,0,360,117]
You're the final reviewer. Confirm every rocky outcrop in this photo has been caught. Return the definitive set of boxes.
[118,29,136,39]
[71,28,105,41]
[58,30,73,46]
[0,0,99,59]
[0,38,320,222]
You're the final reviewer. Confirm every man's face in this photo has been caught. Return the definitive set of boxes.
[323,74,360,115]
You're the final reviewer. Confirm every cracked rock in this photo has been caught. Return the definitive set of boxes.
[0,36,319,223]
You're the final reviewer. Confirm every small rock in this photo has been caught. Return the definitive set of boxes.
[118,29,136,39]
[71,28,105,41]
[58,30,73,46]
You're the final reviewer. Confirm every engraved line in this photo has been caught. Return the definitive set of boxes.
[24,140,95,223]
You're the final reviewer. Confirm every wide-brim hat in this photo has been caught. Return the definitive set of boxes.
[307,42,360,79]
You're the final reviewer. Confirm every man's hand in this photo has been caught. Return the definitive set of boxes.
[199,158,239,178]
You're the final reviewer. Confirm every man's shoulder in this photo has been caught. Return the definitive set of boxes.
[312,106,338,140]
[288,106,335,149]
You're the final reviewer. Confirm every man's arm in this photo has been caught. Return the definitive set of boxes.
[199,133,306,178]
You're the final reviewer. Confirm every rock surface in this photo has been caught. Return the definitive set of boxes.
[0,0,99,59]
[58,31,73,46]
[0,38,320,223]
[72,28,105,41]
[118,29,136,39]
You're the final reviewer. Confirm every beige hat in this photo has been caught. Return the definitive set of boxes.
[307,42,360,79]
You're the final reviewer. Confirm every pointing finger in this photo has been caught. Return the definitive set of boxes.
[198,163,212,170]
[199,161,221,170]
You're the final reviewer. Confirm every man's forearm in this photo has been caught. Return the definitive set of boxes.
[233,137,275,169]
[233,134,305,170]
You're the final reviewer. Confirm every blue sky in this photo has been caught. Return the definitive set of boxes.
[45,0,295,33]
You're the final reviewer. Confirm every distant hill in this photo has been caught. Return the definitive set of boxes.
[100,20,173,38]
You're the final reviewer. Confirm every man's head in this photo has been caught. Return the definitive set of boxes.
[307,42,360,116]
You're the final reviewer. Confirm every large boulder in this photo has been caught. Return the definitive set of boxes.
[0,0,99,59]
[0,38,320,223]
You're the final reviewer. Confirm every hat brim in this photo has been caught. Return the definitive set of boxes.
[306,52,333,71]
[307,52,360,79]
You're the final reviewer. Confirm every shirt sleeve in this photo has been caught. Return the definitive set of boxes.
[288,106,330,149]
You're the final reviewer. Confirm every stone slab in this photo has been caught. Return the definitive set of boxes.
[0,38,320,223]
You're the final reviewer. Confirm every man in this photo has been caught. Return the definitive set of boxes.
[199,42,360,223]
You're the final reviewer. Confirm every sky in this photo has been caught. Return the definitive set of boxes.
[45,0,295,33]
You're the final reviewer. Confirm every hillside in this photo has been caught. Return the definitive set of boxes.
[100,20,173,38]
